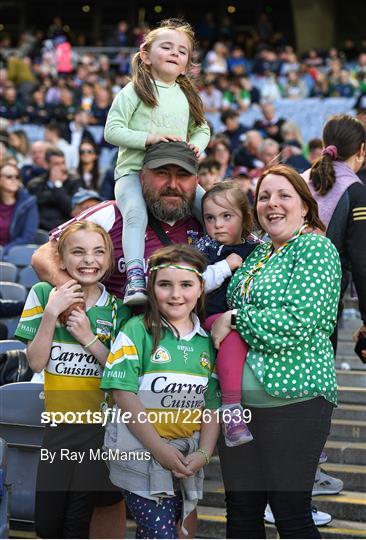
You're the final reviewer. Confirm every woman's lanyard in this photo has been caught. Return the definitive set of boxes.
[235,224,308,303]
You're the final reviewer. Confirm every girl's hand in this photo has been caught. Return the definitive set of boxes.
[225,253,243,271]
[45,280,84,318]
[188,143,200,158]
[182,451,206,476]
[152,441,189,475]
[146,134,183,146]
[210,311,232,349]
[65,307,94,345]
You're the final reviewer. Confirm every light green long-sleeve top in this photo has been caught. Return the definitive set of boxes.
[227,233,342,406]
[104,81,211,180]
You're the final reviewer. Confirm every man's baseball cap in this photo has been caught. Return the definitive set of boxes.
[143,141,198,175]
[71,189,102,208]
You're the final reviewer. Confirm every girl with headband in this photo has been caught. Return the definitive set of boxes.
[100,244,220,539]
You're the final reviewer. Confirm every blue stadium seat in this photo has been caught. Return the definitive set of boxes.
[0,383,45,526]
[34,230,49,246]
[18,267,39,291]
[0,438,9,538]
[0,283,27,303]
[0,263,17,283]
[6,246,38,268]
[0,340,26,354]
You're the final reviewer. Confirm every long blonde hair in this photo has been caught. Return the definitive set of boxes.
[131,18,206,127]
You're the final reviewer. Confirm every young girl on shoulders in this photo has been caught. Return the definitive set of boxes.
[104,18,210,305]
[101,245,220,539]
[15,221,131,538]
[196,181,258,447]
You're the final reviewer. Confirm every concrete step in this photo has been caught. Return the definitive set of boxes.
[336,356,366,371]
[333,404,366,421]
[321,462,366,492]
[196,506,366,539]
[336,341,358,356]
[336,370,366,388]
[313,490,366,522]
[338,386,366,405]
[325,440,366,465]
[329,419,366,442]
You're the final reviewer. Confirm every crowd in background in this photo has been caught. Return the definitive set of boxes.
[1,11,366,245]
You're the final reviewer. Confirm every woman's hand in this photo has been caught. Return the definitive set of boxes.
[182,451,206,476]
[146,134,183,146]
[152,441,189,476]
[44,280,84,318]
[210,311,232,349]
[65,307,94,345]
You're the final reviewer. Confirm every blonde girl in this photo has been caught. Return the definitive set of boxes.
[15,221,131,539]
[196,182,257,446]
[104,18,210,306]
[101,245,220,539]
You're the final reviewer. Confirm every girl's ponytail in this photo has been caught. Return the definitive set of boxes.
[131,52,158,108]
[310,153,336,196]
[176,74,206,126]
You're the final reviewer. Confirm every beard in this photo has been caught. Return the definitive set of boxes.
[143,184,195,222]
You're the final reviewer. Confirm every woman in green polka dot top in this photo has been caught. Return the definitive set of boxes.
[211,164,342,539]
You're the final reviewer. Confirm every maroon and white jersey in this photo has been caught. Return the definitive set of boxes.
[51,201,202,298]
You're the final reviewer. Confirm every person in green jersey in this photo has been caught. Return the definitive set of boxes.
[210,165,342,539]
[101,245,220,539]
[15,221,131,539]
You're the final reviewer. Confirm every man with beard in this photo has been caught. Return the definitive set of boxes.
[30,141,201,539]
[32,142,201,300]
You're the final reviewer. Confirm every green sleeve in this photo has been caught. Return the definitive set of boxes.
[100,316,146,393]
[104,84,148,149]
[236,236,341,353]
[203,339,221,410]
[14,282,52,342]
[187,116,211,153]
[115,300,132,331]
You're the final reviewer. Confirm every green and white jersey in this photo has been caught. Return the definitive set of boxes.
[101,314,220,439]
[15,282,131,415]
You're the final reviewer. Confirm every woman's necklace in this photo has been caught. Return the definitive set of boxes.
[233,223,308,303]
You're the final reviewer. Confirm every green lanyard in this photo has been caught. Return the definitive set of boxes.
[234,224,308,304]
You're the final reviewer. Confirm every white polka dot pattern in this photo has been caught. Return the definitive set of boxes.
[227,234,342,404]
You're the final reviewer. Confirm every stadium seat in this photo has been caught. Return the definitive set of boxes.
[0,263,17,283]
[0,247,3,263]
[0,283,27,303]
[34,230,49,245]
[0,438,9,538]
[0,319,20,340]
[6,246,38,268]
[0,383,44,526]
[18,267,38,290]
[0,340,26,354]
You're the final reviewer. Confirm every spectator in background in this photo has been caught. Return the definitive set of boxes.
[0,83,25,122]
[231,166,255,205]
[221,110,248,153]
[8,129,31,167]
[25,85,51,124]
[281,140,311,173]
[205,42,228,74]
[0,161,39,258]
[250,138,280,178]
[330,69,356,97]
[260,71,282,101]
[198,158,221,191]
[90,86,112,125]
[65,109,95,157]
[227,46,250,76]
[308,138,323,163]
[210,137,233,179]
[44,123,78,172]
[51,87,78,129]
[233,130,264,170]
[222,77,252,111]
[77,140,101,191]
[253,101,285,143]
[199,79,223,113]
[281,120,304,148]
[21,140,49,185]
[71,188,102,217]
[28,148,82,231]
[78,82,95,113]
[310,71,330,98]
[283,70,308,99]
